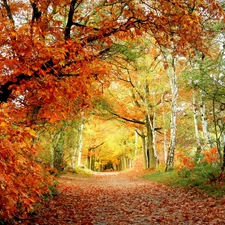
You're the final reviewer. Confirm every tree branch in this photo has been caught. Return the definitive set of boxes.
[2,0,14,26]
[88,142,105,151]
[0,74,31,102]
[30,1,42,22]
[110,111,145,125]
[65,0,78,40]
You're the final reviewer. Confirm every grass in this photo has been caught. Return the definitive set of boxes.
[61,165,94,175]
[63,166,94,177]
[143,164,225,198]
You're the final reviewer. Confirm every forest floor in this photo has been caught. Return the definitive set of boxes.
[32,170,225,225]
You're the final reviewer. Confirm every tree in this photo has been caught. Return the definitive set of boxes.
[38,118,84,170]
[1,0,222,106]
[0,104,54,219]
[0,0,223,220]
[82,116,135,171]
[184,50,225,169]
[93,43,172,169]
[192,89,203,160]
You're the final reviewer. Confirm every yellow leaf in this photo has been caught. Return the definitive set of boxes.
[59,60,65,66]
[1,103,9,108]
[29,129,36,137]
[0,122,7,127]
[1,183,5,190]
[25,128,36,137]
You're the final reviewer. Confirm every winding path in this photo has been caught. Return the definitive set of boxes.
[34,171,225,225]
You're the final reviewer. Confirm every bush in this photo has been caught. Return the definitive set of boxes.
[144,162,225,197]
[0,110,56,222]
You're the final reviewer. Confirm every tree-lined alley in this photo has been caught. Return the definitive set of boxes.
[1,0,225,221]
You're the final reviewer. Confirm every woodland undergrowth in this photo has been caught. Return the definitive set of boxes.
[144,163,225,198]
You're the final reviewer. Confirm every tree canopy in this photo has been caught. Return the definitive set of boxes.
[1,0,224,221]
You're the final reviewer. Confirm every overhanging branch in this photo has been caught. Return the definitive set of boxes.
[110,111,145,125]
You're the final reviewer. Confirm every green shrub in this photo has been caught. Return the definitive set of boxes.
[144,163,225,198]
[42,180,59,202]
[72,166,93,175]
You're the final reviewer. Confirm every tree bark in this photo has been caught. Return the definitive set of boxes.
[222,145,225,172]
[136,129,148,169]
[144,82,157,169]
[215,103,225,166]
[2,0,15,26]
[200,93,213,149]
[162,111,168,163]
[146,116,157,169]
[77,118,84,166]
[53,131,65,171]
[87,142,104,170]
[192,90,202,160]
[165,55,178,171]
[135,130,139,156]
[71,116,85,169]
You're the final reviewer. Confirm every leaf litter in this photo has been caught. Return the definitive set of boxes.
[32,171,225,225]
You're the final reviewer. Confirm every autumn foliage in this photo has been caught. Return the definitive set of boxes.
[0,104,54,219]
[0,0,224,221]
[176,152,195,170]
[202,147,220,164]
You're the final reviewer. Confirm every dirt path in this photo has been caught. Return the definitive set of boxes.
[33,172,225,225]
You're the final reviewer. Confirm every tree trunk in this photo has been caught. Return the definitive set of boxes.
[136,129,148,169]
[135,129,139,156]
[200,93,213,149]
[166,55,178,171]
[53,131,65,171]
[87,154,91,169]
[77,117,84,166]
[50,134,55,168]
[144,82,157,169]
[151,108,158,165]
[86,142,104,170]
[215,101,225,166]
[162,111,168,163]
[87,148,94,170]
[71,147,78,169]
[91,154,95,171]
[119,155,128,171]
[71,116,84,169]
[192,90,202,160]
[222,145,225,172]
[129,158,132,168]
[146,116,157,169]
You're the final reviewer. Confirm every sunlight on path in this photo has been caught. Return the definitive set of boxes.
[93,171,120,176]
[33,172,225,225]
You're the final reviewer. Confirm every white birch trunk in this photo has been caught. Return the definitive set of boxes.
[71,144,77,169]
[162,111,167,163]
[71,116,84,168]
[166,55,178,171]
[200,94,212,148]
[192,90,202,157]
[77,117,84,166]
